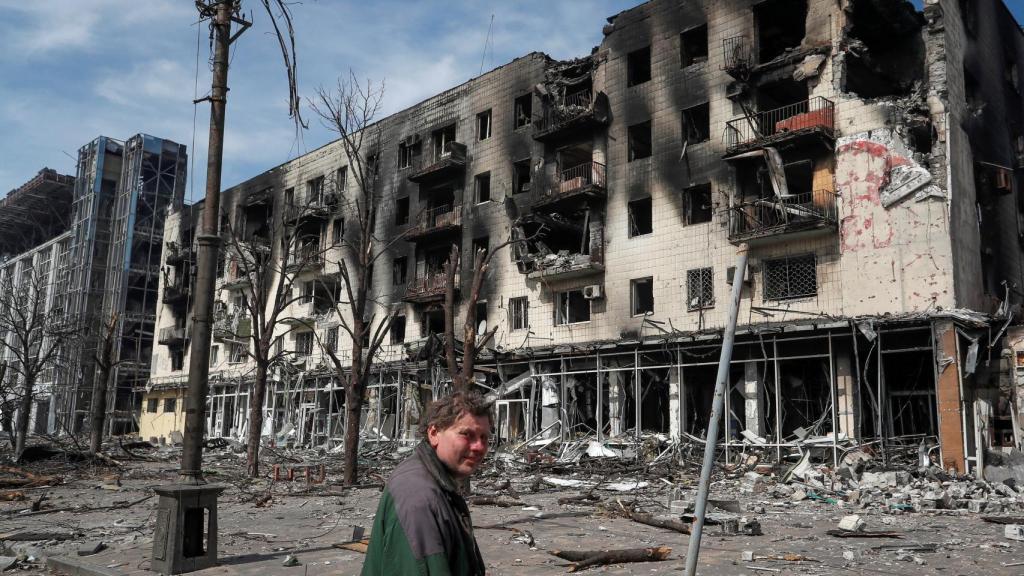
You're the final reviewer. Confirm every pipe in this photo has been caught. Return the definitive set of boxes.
[684,243,748,576]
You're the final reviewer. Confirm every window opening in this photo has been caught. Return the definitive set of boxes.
[680,25,709,68]
[477,109,492,140]
[509,296,529,331]
[628,121,652,161]
[555,290,591,325]
[631,277,654,316]
[514,94,533,129]
[682,103,710,144]
[763,254,817,300]
[686,267,714,310]
[628,197,653,237]
[627,46,652,86]
[475,172,491,203]
[683,183,712,225]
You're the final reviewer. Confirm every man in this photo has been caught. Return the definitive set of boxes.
[361,391,490,575]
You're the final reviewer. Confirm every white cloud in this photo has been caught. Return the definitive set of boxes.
[95,59,197,106]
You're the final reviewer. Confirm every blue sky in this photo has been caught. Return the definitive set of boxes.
[0,0,1022,201]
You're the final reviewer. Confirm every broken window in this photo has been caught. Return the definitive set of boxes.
[228,342,246,364]
[147,398,158,413]
[682,103,710,144]
[390,315,406,344]
[509,296,529,331]
[332,218,344,244]
[628,121,652,161]
[422,309,445,337]
[284,187,295,208]
[398,142,414,169]
[683,183,712,225]
[843,0,924,98]
[474,172,491,204]
[475,301,488,331]
[325,327,338,353]
[295,332,313,357]
[628,197,653,237]
[754,0,807,64]
[395,196,409,225]
[392,257,407,285]
[431,124,457,161]
[335,166,347,192]
[555,289,590,325]
[680,24,708,68]
[216,251,225,278]
[514,94,533,129]
[477,109,492,140]
[763,254,817,300]
[307,175,325,204]
[170,349,184,371]
[513,159,532,193]
[164,398,177,413]
[630,277,654,316]
[627,46,651,86]
[472,235,489,260]
[686,267,714,310]
[210,345,219,367]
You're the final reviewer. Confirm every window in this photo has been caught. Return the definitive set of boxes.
[686,267,714,310]
[683,183,712,225]
[555,290,591,325]
[627,46,652,86]
[395,197,410,225]
[325,327,338,354]
[398,142,414,169]
[763,254,817,300]
[390,315,406,344]
[514,94,533,129]
[170,349,184,372]
[147,398,159,413]
[210,345,219,367]
[682,103,710,144]
[307,176,325,204]
[472,236,489,261]
[508,297,529,331]
[474,172,491,204]
[628,197,653,237]
[477,109,492,140]
[335,166,347,192]
[164,398,177,414]
[680,25,709,68]
[295,332,313,356]
[332,218,344,244]
[431,125,456,160]
[228,343,246,364]
[284,187,295,207]
[628,121,652,161]
[392,257,407,285]
[302,281,315,304]
[216,252,225,278]
[631,277,655,316]
[513,159,532,193]
[475,301,488,330]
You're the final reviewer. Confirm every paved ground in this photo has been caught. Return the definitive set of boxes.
[3,452,1024,575]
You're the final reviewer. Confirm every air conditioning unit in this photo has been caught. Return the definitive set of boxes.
[582,284,603,300]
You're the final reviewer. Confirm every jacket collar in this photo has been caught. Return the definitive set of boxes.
[415,440,460,494]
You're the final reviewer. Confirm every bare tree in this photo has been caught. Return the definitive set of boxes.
[0,266,79,461]
[310,72,407,485]
[89,312,120,454]
[220,195,325,477]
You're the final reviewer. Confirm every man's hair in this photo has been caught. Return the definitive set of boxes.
[419,390,492,437]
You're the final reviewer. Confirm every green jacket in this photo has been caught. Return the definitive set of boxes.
[361,442,486,575]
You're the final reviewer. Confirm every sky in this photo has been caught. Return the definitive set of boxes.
[0,0,1022,201]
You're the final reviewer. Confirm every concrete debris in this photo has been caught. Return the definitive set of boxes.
[76,541,106,556]
[281,554,300,567]
[838,515,866,532]
[1005,525,1024,542]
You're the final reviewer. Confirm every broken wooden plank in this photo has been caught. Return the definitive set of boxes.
[626,512,691,535]
[332,539,370,554]
[551,547,671,572]
[827,529,902,539]
[468,495,525,508]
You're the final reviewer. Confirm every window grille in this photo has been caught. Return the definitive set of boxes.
[763,254,817,300]
[687,267,714,310]
[509,297,529,331]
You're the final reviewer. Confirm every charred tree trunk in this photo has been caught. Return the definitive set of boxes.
[246,361,270,477]
[343,325,365,486]
[14,377,34,461]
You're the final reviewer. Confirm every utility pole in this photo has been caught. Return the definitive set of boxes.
[180,0,249,484]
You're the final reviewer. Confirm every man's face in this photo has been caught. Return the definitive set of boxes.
[427,412,491,478]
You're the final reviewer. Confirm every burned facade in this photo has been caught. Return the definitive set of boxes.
[145,0,1024,476]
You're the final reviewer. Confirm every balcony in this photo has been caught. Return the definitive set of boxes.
[722,36,752,78]
[525,253,604,281]
[724,97,835,155]
[284,301,326,327]
[404,273,458,304]
[286,193,340,222]
[534,161,607,210]
[164,242,193,266]
[286,244,325,271]
[158,326,188,346]
[213,315,252,341]
[162,283,189,306]
[408,142,467,184]
[533,90,609,142]
[405,205,462,242]
[726,190,838,245]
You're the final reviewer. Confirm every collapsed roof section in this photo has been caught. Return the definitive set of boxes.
[0,168,75,258]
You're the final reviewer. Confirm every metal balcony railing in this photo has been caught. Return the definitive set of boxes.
[542,161,606,200]
[727,190,838,242]
[725,97,835,151]
[405,273,459,302]
[535,89,594,132]
[722,36,751,74]
[409,142,467,182]
[285,193,339,221]
[287,244,324,269]
[408,205,462,239]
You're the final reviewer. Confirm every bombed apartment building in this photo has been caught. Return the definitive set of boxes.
[0,134,186,438]
[145,0,1024,476]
